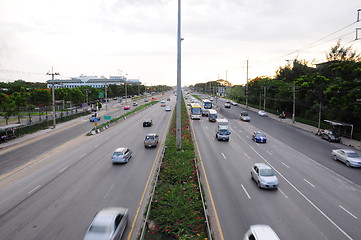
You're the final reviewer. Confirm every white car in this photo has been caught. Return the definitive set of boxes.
[332,149,361,167]
[165,105,171,111]
[243,225,280,240]
[251,163,278,189]
[258,110,267,117]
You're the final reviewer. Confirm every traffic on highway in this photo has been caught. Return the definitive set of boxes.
[0,92,360,239]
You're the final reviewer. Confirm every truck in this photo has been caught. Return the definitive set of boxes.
[89,112,101,122]
[215,119,231,141]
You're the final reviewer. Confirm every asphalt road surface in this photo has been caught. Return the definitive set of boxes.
[0,95,174,240]
[190,98,361,239]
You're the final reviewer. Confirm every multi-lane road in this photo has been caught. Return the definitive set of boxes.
[192,97,361,239]
[0,96,175,240]
[1,94,360,240]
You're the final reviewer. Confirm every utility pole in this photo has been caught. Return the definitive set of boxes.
[292,85,296,124]
[176,0,182,150]
[246,60,249,109]
[47,67,59,129]
[263,86,266,111]
[105,84,108,111]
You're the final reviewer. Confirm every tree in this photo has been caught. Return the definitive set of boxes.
[326,40,361,62]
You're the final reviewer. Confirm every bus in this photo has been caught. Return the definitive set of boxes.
[203,99,212,109]
[190,103,202,120]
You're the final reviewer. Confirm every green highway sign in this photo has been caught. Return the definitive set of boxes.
[104,116,112,120]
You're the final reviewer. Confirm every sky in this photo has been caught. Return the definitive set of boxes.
[0,0,360,87]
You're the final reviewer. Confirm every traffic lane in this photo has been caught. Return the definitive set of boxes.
[219,102,361,186]
[230,119,361,239]
[0,100,172,239]
[193,119,330,239]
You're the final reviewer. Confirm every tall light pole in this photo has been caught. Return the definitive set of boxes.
[176,0,182,150]
[246,59,249,108]
[47,67,59,129]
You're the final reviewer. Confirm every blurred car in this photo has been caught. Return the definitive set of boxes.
[243,225,280,240]
[167,97,170,101]
[258,110,267,116]
[84,207,128,240]
[251,163,279,189]
[112,147,132,164]
[231,101,238,106]
[321,129,341,142]
[252,131,267,143]
[143,119,153,127]
[144,133,159,148]
[165,105,171,111]
[160,100,166,107]
[123,105,130,110]
[144,98,149,102]
[133,102,138,106]
[332,149,361,167]
[240,111,250,122]
[224,102,231,108]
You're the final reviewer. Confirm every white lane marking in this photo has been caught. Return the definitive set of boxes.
[304,179,315,188]
[278,188,288,198]
[205,126,208,130]
[221,153,226,159]
[80,153,86,159]
[282,162,290,168]
[59,166,68,173]
[241,184,251,199]
[104,184,115,199]
[244,152,251,159]
[339,205,358,219]
[28,185,41,195]
[246,135,250,139]
[266,150,272,155]
[247,146,352,239]
[212,136,215,141]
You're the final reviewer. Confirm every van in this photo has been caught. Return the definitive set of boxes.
[243,225,280,240]
[208,109,218,122]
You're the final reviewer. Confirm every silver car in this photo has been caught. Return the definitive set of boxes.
[332,149,361,167]
[251,163,279,189]
[112,148,132,164]
[84,207,128,240]
[144,133,159,148]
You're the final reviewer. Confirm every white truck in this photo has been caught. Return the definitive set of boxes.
[215,119,231,141]
[208,109,218,122]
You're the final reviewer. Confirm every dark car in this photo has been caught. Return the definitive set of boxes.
[321,129,341,142]
[143,119,153,127]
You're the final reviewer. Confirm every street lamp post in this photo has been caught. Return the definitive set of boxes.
[47,67,59,129]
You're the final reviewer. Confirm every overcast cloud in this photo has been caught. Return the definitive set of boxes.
[0,0,360,86]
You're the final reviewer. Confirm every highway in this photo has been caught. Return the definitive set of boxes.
[0,96,174,240]
[191,98,361,239]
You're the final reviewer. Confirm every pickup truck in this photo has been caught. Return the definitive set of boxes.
[331,149,361,167]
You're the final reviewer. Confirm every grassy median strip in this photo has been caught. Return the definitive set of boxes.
[144,99,208,239]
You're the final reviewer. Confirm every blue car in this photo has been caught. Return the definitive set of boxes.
[252,131,267,143]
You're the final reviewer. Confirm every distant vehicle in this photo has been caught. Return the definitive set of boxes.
[231,101,238,106]
[224,101,231,108]
[83,207,128,240]
[144,98,149,102]
[160,100,166,107]
[112,147,132,164]
[258,110,267,116]
[190,103,202,120]
[133,102,138,106]
[208,109,218,122]
[332,149,361,167]
[252,131,267,143]
[123,105,130,110]
[240,111,250,122]
[144,133,159,148]
[167,97,170,101]
[89,113,101,122]
[243,225,280,240]
[165,105,171,111]
[251,163,279,189]
[143,119,153,127]
[321,129,341,142]
[203,99,212,109]
[215,119,231,141]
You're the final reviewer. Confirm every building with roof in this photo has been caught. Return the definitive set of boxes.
[46,75,140,89]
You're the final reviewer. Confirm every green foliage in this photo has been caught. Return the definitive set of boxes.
[146,99,207,239]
